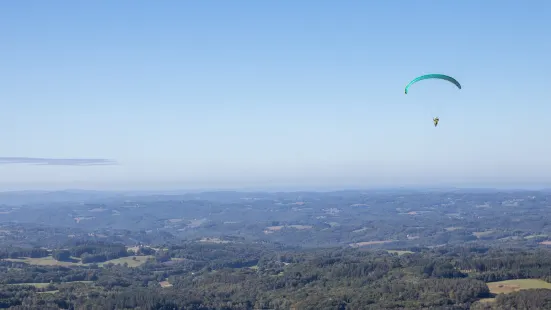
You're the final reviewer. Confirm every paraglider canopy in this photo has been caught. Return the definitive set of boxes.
[404,74,461,94]
[404,74,461,128]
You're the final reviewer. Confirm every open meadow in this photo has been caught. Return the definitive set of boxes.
[5,255,154,268]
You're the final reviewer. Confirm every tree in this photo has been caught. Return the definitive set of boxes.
[52,250,71,261]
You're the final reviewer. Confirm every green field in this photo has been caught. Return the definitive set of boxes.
[386,250,414,255]
[11,281,93,288]
[487,279,551,294]
[473,230,495,238]
[445,226,463,231]
[5,255,154,268]
[474,279,551,305]
[477,298,496,303]
[473,278,551,305]
[5,256,82,267]
[11,283,52,288]
[525,234,547,240]
[37,290,59,294]
[98,255,153,267]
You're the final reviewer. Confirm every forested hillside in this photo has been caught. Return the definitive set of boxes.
[1,190,551,309]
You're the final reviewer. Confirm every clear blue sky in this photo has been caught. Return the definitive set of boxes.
[1,1,550,190]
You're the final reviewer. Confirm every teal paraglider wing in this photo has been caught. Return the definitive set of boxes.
[404,74,461,94]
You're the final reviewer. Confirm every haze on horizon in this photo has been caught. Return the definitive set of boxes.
[1,1,550,191]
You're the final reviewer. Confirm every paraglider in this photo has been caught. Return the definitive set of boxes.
[404,74,461,127]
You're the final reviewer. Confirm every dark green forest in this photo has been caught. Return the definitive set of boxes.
[0,241,550,309]
[1,190,551,309]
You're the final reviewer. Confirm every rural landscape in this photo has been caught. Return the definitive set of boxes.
[2,0,548,308]
[0,189,550,308]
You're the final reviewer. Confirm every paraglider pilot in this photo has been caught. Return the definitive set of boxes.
[433,117,439,127]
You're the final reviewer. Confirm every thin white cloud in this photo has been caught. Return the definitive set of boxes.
[0,157,117,166]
